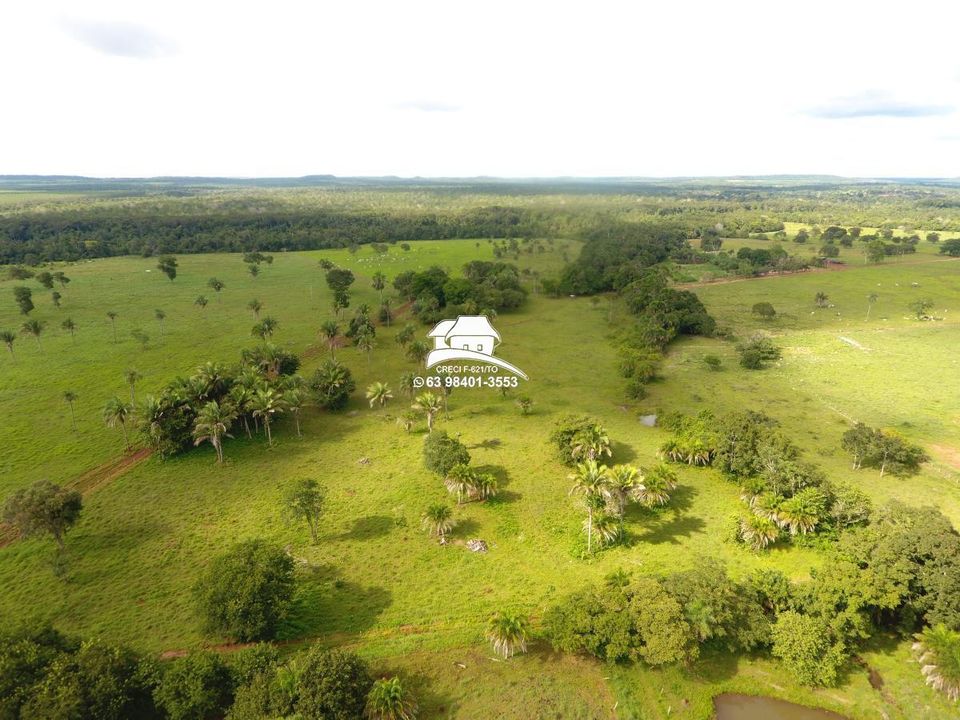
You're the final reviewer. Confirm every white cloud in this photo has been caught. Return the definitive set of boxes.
[1,0,959,177]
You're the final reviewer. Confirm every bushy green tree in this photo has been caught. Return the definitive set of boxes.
[295,648,372,720]
[310,359,356,410]
[194,540,295,641]
[154,651,233,720]
[423,431,470,476]
[770,611,847,686]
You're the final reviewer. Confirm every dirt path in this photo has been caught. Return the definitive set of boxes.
[0,447,153,549]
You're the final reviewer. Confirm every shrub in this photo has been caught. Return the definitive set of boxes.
[702,354,722,371]
[737,335,781,369]
[154,651,233,720]
[295,648,373,720]
[422,431,470,476]
[194,540,295,642]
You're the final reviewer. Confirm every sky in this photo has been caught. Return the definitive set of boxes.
[2,0,960,178]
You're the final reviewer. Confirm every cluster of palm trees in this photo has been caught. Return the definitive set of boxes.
[739,486,827,550]
[444,464,498,505]
[569,460,678,553]
[100,350,308,462]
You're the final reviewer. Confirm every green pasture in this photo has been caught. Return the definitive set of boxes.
[0,239,958,718]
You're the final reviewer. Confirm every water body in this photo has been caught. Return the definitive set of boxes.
[713,694,850,720]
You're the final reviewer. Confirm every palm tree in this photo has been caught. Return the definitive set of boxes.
[252,316,278,340]
[814,292,829,308]
[154,309,166,340]
[486,611,530,659]
[20,319,45,351]
[356,329,375,364]
[406,340,430,367]
[412,392,443,432]
[102,397,133,447]
[247,298,262,318]
[366,382,393,408]
[606,464,641,531]
[192,400,237,464]
[395,324,415,347]
[740,513,780,550]
[398,372,416,399]
[106,311,118,342]
[63,391,78,431]
[61,317,76,342]
[228,384,254,438]
[364,676,418,720]
[318,319,339,358]
[372,271,387,301]
[569,460,610,554]
[774,488,825,535]
[866,292,879,320]
[124,368,143,403]
[250,387,285,446]
[444,464,475,505]
[284,387,307,438]
[421,503,455,544]
[469,471,498,501]
[571,424,612,462]
[633,463,677,507]
[0,330,15,360]
[396,411,418,433]
[589,513,622,547]
[515,395,533,415]
[913,625,960,701]
[138,395,164,448]
[194,295,208,314]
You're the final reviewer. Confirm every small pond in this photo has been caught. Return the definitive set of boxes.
[713,694,850,720]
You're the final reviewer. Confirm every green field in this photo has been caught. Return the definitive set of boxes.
[1,237,959,718]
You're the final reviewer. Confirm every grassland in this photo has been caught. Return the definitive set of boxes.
[1,237,958,718]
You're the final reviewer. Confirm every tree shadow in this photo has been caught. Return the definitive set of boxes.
[333,515,394,541]
[470,438,502,450]
[632,514,706,545]
[451,517,481,538]
[484,489,522,505]
[280,565,392,639]
[610,441,637,464]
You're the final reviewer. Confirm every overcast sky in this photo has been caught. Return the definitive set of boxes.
[2,1,959,178]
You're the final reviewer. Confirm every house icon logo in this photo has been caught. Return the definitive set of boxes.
[426,315,528,379]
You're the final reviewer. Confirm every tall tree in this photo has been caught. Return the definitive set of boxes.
[356,329,375,364]
[320,320,339,358]
[250,388,285,446]
[284,387,307,438]
[124,368,143,403]
[569,460,610,554]
[13,286,34,315]
[193,400,238,464]
[154,309,166,339]
[283,478,326,544]
[412,392,442,432]
[20,319,45,351]
[866,293,879,320]
[106,311,118,342]
[63,391,78,431]
[194,295,209,314]
[247,298,262,318]
[157,256,178,281]
[372,271,386,301]
[102,397,133,447]
[61,317,76,341]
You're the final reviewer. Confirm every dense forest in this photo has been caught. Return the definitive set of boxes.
[4,177,960,265]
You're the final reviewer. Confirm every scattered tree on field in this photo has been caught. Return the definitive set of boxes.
[157,256,178,281]
[20,319,45,351]
[2,480,82,573]
[909,298,934,320]
[1,329,16,359]
[421,503,455,544]
[106,311,119,342]
[283,478,326,544]
[372,271,386,301]
[814,292,829,308]
[102,397,133,447]
[569,459,610,554]
[366,381,393,408]
[310,359,356,410]
[124,368,143,403]
[207,277,225,298]
[320,320,339,358]
[751,302,776,320]
[487,611,530,659]
[412,392,442,432]
[154,309,166,339]
[248,298,262,318]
